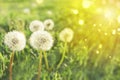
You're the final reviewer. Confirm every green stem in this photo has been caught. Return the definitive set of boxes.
[37,51,42,80]
[43,51,49,71]
[57,42,67,69]
[9,52,14,80]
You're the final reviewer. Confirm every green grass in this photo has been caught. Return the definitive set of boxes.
[0,0,120,80]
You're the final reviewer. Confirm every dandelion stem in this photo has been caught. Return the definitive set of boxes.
[9,51,14,80]
[37,51,42,80]
[43,51,49,71]
[57,42,67,69]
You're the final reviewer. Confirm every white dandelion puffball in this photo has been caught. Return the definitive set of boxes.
[44,19,54,30]
[30,31,53,51]
[4,31,26,51]
[59,28,74,42]
[29,20,44,32]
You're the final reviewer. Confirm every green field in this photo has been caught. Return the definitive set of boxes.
[0,0,120,80]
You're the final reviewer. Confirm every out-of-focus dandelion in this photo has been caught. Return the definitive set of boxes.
[57,28,74,69]
[59,28,74,43]
[4,31,26,80]
[46,10,53,15]
[31,3,38,8]
[23,8,30,14]
[44,19,54,30]
[29,20,44,32]
[36,0,43,4]
[29,31,53,80]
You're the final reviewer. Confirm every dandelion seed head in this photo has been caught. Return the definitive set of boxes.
[30,31,53,51]
[59,28,74,42]
[4,31,26,51]
[44,19,54,30]
[29,20,44,32]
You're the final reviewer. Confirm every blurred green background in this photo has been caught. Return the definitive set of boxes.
[0,0,120,80]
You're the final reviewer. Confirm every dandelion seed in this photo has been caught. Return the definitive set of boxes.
[29,20,44,32]
[59,28,74,42]
[4,31,26,51]
[44,19,54,30]
[30,31,53,51]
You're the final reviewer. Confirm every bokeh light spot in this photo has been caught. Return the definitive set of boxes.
[79,19,84,25]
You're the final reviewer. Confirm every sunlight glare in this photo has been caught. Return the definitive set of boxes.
[104,9,113,19]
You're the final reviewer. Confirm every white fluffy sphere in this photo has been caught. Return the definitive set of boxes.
[4,31,26,51]
[59,28,74,42]
[29,20,44,32]
[44,19,54,30]
[30,31,53,51]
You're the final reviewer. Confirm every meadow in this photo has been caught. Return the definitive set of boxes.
[0,0,120,80]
